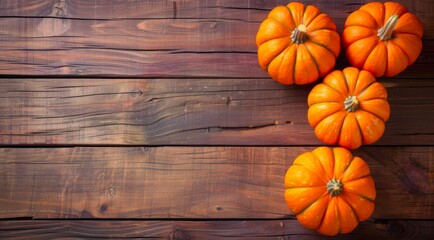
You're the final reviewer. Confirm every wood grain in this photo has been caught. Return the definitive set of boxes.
[0,46,431,78]
[0,78,433,145]
[0,146,432,219]
[0,0,432,33]
[0,0,432,77]
[0,0,432,238]
[0,220,432,240]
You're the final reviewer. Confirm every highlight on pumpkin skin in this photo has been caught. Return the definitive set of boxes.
[256,2,340,85]
[284,146,376,236]
[307,67,390,149]
[342,1,423,77]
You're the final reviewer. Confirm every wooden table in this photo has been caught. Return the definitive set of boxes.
[0,0,433,239]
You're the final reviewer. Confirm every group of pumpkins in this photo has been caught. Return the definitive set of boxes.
[255,1,423,236]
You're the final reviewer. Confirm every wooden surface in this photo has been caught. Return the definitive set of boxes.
[0,78,433,145]
[0,0,433,239]
[0,147,432,219]
[0,220,432,240]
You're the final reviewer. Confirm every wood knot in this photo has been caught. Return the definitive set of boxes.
[80,210,94,218]
[168,228,189,240]
[99,204,108,213]
[386,220,418,239]
[37,0,70,36]
[225,97,231,105]
[400,161,430,195]
[106,186,115,197]
[49,0,68,17]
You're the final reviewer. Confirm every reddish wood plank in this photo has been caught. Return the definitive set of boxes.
[0,78,433,145]
[0,0,432,77]
[0,0,431,35]
[0,18,258,52]
[0,147,432,219]
[0,220,432,240]
[0,47,431,78]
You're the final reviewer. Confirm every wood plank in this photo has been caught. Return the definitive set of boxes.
[0,45,431,78]
[0,0,432,77]
[0,220,432,240]
[1,7,432,51]
[0,146,432,219]
[0,0,432,36]
[0,78,433,145]
[0,18,258,52]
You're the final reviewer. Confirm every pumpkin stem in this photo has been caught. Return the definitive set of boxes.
[291,24,307,44]
[378,14,399,40]
[344,96,359,112]
[327,179,343,196]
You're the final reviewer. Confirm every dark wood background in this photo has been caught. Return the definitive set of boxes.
[0,0,433,239]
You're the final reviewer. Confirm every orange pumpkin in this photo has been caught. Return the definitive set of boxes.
[342,2,423,77]
[256,2,340,85]
[307,67,390,149]
[284,146,376,236]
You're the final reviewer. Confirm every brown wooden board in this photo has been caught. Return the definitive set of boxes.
[0,0,432,77]
[0,146,432,219]
[0,78,433,145]
[0,219,432,240]
[0,0,432,35]
[0,46,431,78]
[1,0,433,238]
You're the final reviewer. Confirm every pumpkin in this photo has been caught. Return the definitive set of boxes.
[284,146,376,236]
[256,2,340,85]
[342,2,423,77]
[307,67,390,149]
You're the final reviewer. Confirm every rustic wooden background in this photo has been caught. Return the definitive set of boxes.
[0,0,433,239]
